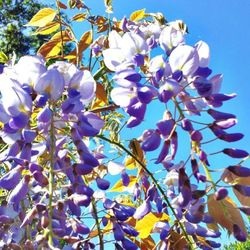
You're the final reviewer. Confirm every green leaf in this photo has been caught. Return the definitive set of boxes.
[25,8,57,27]
[130,9,146,22]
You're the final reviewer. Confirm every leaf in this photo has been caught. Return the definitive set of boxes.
[0,51,8,63]
[167,231,188,250]
[38,30,72,58]
[38,40,61,58]
[129,139,145,164]
[109,176,137,192]
[130,9,146,22]
[125,157,137,170]
[78,30,93,55]
[104,0,113,13]
[222,168,250,185]
[135,212,169,239]
[51,30,72,42]
[72,13,87,22]
[207,194,247,235]
[234,188,250,207]
[25,8,57,27]
[34,21,60,35]
[57,1,67,9]
[91,83,108,109]
[133,236,156,250]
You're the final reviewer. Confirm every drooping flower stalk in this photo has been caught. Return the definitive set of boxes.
[48,101,55,248]
[97,134,195,249]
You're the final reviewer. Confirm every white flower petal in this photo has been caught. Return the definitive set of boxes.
[195,41,210,67]
[107,161,125,175]
[169,45,199,76]
[102,48,126,72]
[110,87,135,107]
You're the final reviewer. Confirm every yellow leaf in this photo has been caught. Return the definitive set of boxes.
[78,30,93,55]
[135,212,169,239]
[125,157,137,170]
[34,21,60,35]
[91,83,108,109]
[25,8,57,27]
[207,194,247,235]
[72,13,87,22]
[38,40,61,58]
[109,176,137,192]
[130,9,146,22]
[0,51,8,63]
[51,30,72,42]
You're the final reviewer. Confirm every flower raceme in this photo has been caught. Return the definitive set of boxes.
[0,6,249,250]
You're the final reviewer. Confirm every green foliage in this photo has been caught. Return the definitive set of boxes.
[224,240,250,250]
[0,0,48,58]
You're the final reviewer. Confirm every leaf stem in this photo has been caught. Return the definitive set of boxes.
[91,198,104,250]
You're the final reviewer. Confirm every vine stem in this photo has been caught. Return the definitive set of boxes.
[96,135,195,249]
[91,198,104,250]
[48,102,55,248]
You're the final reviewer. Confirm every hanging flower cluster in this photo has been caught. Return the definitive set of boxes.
[0,2,249,250]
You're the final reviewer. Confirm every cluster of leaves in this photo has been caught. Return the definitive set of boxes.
[0,1,249,250]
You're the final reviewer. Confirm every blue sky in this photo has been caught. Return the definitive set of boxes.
[43,0,250,246]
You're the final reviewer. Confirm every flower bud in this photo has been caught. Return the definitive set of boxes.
[214,187,228,200]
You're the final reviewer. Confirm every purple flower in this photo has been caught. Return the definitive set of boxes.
[234,185,250,197]
[141,129,161,151]
[214,188,228,200]
[96,178,110,190]
[223,148,249,158]
[34,68,65,100]
[113,68,141,88]
[207,109,236,120]
[69,70,96,106]
[133,199,151,219]
[0,165,22,190]
[0,75,32,117]
[14,55,46,86]
[233,224,247,242]
[227,165,250,177]
[169,45,199,76]
[121,238,138,250]
[8,175,30,204]
[159,25,185,53]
